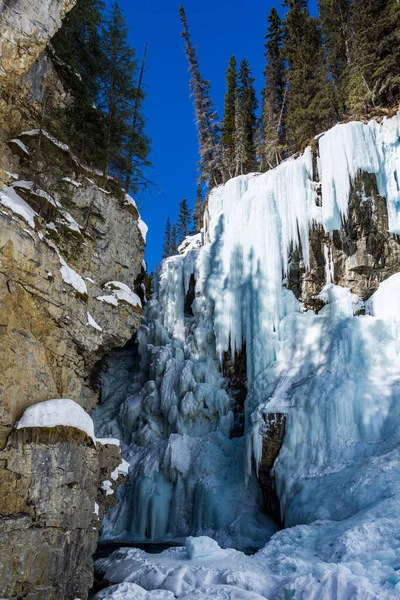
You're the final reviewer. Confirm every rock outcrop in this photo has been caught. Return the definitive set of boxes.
[0,0,76,84]
[0,426,123,600]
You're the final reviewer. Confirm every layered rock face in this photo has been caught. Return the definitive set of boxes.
[0,428,123,600]
[0,0,76,84]
[0,2,146,598]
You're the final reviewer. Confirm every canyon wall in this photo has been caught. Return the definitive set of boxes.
[0,2,146,598]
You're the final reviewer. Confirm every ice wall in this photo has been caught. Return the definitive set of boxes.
[94,115,400,548]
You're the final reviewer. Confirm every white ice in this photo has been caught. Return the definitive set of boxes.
[94,115,400,598]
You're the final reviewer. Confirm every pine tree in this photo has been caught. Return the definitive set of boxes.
[163,216,172,258]
[100,1,137,179]
[222,56,237,179]
[124,43,151,194]
[234,95,247,176]
[348,0,400,112]
[236,59,258,174]
[179,5,224,187]
[170,224,178,256]
[50,0,106,164]
[192,186,204,232]
[318,0,350,119]
[283,0,334,152]
[177,198,192,244]
[262,7,287,170]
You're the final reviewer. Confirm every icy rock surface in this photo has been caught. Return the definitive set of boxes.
[95,116,400,596]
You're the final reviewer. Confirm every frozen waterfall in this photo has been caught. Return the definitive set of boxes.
[94,115,400,562]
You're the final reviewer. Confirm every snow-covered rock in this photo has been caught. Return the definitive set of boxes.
[186,536,222,559]
[16,399,95,442]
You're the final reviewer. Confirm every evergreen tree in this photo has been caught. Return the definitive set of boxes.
[222,56,237,179]
[179,5,224,187]
[234,95,247,176]
[124,43,151,194]
[177,198,192,244]
[100,1,137,178]
[262,7,287,170]
[348,0,400,112]
[50,0,106,164]
[283,0,334,151]
[192,186,204,232]
[236,59,258,174]
[170,223,178,256]
[318,0,350,119]
[163,216,172,258]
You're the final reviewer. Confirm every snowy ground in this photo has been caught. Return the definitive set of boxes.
[94,116,400,599]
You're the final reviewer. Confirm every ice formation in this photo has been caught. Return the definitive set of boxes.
[94,115,400,596]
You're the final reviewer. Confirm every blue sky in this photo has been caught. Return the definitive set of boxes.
[105,0,318,271]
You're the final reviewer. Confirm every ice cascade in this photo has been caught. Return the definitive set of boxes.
[94,115,400,555]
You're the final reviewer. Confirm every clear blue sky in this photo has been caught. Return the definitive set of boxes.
[105,0,318,271]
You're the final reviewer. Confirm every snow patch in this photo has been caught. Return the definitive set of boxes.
[86,312,102,332]
[16,399,95,442]
[0,186,37,228]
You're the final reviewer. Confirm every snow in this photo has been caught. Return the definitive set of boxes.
[87,311,103,332]
[94,583,174,600]
[94,502,99,516]
[96,437,121,447]
[10,138,30,155]
[138,219,148,243]
[97,295,119,307]
[0,186,37,228]
[59,257,87,295]
[5,171,19,180]
[186,536,223,559]
[86,277,96,284]
[63,177,82,188]
[111,459,130,481]
[366,273,400,318]
[103,480,114,496]
[93,115,400,598]
[178,233,203,255]
[103,281,142,308]
[124,194,148,242]
[16,399,95,442]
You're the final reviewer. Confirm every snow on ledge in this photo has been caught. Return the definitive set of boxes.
[111,458,129,481]
[178,233,203,255]
[124,194,148,243]
[86,311,102,332]
[138,219,148,243]
[102,281,142,308]
[0,186,37,228]
[96,437,121,447]
[16,399,95,443]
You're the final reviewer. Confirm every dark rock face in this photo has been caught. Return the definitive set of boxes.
[0,427,122,600]
[257,413,286,526]
[289,171,400,305]
[223,345,248,438]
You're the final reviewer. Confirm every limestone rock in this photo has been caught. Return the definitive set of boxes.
[0,425,123,600]
[0,0,76,84]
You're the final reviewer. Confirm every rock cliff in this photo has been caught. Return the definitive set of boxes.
[0,2,146,598]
